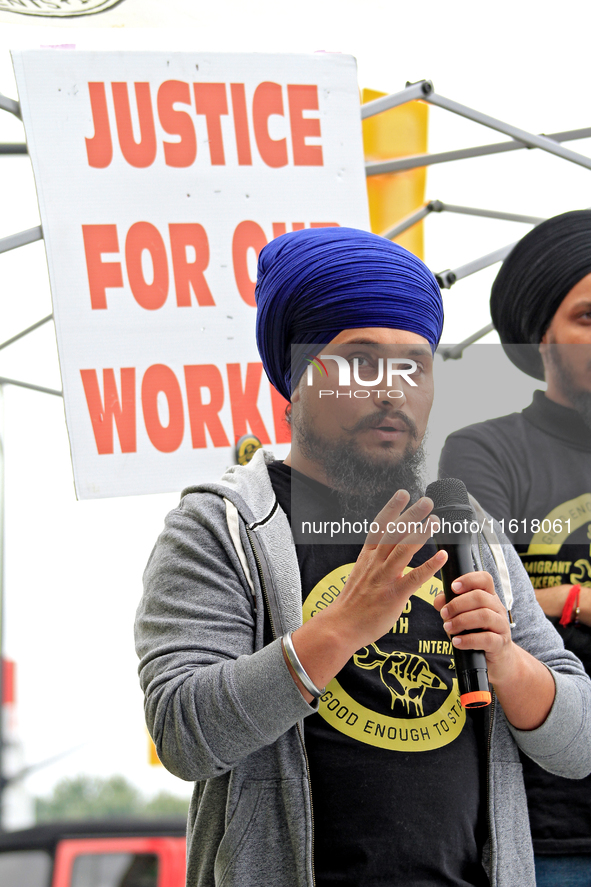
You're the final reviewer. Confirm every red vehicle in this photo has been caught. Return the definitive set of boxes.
[0,818,187,887]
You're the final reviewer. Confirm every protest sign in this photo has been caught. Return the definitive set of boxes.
[12,50,369,497]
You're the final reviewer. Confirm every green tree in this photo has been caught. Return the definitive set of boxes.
[35,775,189,822]
[144,792,189,817]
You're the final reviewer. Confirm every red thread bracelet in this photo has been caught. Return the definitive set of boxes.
[560,585,581,626]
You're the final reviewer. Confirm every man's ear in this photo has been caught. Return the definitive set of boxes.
[539,335,547,361]
[538,330,551,381]
[291,386,301,404]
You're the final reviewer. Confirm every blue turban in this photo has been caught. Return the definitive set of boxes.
[255,227,443,400]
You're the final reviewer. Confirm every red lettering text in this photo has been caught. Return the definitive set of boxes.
[112,82,157,168]
[157,80,197,168]
[232,220,268,307]
[288,84,323,166]
[252,81,288,168]
[141,364,185,452]
[80,368,136,454]
[184,364,230,447]
[230,82,252,165]
[125,222,169,310]
[169,223,215,307]
[85,80,322,169]
[193,83,228,166]
[86,82,113,168]
[82,224,123,310]
[82,365,290,454]
[227,363,271,443]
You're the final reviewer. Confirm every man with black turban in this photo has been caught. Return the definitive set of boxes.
[135,227,591,887]
[440,209,591,886]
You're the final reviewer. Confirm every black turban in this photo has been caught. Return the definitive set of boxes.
[490,209,591,379]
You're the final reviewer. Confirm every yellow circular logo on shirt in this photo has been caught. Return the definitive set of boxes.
[235,434,262,466]
[303,565,466,752]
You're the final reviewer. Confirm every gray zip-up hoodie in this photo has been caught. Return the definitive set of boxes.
[135,449,591,887]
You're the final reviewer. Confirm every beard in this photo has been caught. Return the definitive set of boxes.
[293,407,426,518]
[544,344,591,430]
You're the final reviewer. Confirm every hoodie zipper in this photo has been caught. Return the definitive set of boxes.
[296,721,317,887]
[245,525,278,641]
[245,525,317,887]
[476,530,496,877]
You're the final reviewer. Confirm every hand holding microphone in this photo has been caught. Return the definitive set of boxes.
[425,478,492,709]
[425,478,518,709]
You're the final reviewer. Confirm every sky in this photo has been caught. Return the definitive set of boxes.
[0,0,589,825]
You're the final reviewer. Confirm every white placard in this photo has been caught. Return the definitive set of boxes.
[12,50,370,498]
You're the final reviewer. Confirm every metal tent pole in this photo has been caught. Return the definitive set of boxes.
[0,317,53,354]
[361,80,591,172]
[0,227,42,255]
[425,89,591,170]
[360,80,433,118]
[431,202,544,225]
[365,126,591,175]
[0,145,27,155]
[0,94,20,119]
[0,378,62,398]
[436,242,518,289]
[381,200,544,241]
[438,323,496,360]
[381,205,433,240]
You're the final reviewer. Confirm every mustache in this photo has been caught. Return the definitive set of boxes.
[343,410,419,440]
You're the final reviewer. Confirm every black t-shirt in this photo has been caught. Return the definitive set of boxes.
[268,461,489,886]
[440,390,591,855]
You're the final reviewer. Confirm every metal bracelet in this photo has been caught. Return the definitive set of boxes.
[282,630,326,699]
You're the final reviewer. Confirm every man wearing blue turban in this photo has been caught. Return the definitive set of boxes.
[136,227,591,887]
[255,226,444,402]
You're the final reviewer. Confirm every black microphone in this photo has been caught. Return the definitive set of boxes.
[425,478,491,709]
